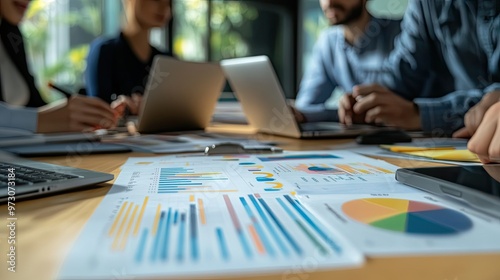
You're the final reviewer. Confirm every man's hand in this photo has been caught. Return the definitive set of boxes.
[467,102,500,163]
[351,84,421,130]
[289,106,306,123]
[338,94,366,125]
[453,91,500,138]
[37,95,117,133]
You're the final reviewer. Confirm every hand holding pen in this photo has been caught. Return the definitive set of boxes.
[38,82,119,132]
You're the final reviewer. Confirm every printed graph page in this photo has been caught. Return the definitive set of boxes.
[299,193,500,256]
[59,151,370,279]
[120,150,413,194]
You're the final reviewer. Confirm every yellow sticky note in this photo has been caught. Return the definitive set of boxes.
[403,149,480,162]
[380,145,455,153]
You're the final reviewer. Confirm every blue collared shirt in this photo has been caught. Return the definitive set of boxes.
[383,0,500,135]
[295,17,402,122]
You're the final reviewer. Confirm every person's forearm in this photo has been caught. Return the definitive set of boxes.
[414,89,484,135]
[0,103,38,132]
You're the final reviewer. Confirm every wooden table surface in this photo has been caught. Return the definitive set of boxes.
[1,134,499,280]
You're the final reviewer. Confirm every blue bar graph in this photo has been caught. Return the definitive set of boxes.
[157,168,229,194]
[177,213,186,261]
[190,204,199,261]
[248,195,289,256]
[276,198,328,255]
[173,210,179,225]
[223,195,252,258]
[284,195,342,253]
[240,197,276,257]
[160,208,172,261]
[151,211,166,262]
[135,228,148,263]
[216,228,229,261]
[127,193,345,270]
[255,194,303,256]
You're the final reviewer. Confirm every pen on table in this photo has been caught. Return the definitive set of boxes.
[205,143,283,155]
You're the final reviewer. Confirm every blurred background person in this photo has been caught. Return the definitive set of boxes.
[293,0,402,123]
[85,0,173,115]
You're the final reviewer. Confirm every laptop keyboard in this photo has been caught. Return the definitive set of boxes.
[0,162,79,188]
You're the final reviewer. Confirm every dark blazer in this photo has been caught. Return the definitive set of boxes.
[85,32,172,104]
[0,19,46,108]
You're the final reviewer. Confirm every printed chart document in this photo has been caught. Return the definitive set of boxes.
[299,192,500,256]
[60,151,368,279]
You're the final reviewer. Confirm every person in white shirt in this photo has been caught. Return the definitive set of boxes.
[0,0,117,133]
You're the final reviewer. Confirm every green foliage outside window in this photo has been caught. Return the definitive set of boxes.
[22,0,102,102]
[173,0,258,61]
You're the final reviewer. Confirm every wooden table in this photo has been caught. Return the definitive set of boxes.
[1,135,499,280]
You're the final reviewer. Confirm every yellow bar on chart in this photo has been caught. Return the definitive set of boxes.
[198,199,206,225]
[120,205,139,250]
[336,164,357,174]
[133,196,149,236]
[112,202,133,250]
[108,201,128,237]
[152,204,162,236]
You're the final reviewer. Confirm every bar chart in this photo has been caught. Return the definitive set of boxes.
[61,192,361,278]
[107,193,346,263]
[157,167,230,194]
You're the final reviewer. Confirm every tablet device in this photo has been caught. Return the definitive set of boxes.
[395,165,500,219]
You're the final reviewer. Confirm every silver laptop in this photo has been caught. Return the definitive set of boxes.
[221,55,381,138]
[0,151,113,202]
[137,56,226,133]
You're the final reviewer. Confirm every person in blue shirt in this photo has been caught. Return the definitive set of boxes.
[294,0,402,122]
[339,0,500,136]
[85,0,172,114]
[0,0,116,133]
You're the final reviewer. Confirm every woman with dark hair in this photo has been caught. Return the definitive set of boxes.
[0,0,117,133]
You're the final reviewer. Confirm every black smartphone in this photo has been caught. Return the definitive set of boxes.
[395,165,500,219]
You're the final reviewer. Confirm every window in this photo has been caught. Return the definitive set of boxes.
[172,0,299,98]
[23,0,167,102]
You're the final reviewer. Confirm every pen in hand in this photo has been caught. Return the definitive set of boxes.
[48,82,74,98]
[48,82,120,129]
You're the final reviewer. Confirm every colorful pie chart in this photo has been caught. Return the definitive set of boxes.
[342,198,473,235]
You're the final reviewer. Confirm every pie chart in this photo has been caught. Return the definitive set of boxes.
[342,198,473,235]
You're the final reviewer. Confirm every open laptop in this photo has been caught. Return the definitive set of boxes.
[0,151,113,202]
[221,55,383,138]
[136,56,226,134]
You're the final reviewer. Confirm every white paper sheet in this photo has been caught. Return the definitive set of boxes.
[60,151,371,279]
